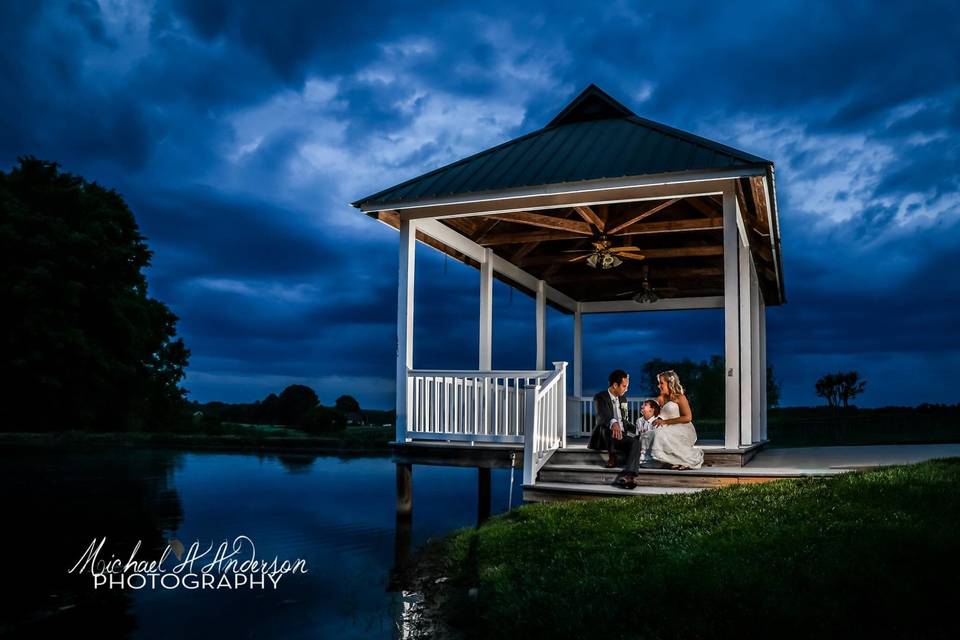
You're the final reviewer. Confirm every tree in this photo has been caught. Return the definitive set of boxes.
[0,157,190,431]
[335,395,361,413]
[837,371,866,407]
[815,373,840,407]
[767,365,781,408]
[815,371,866,408]
[275,384,318,426]
[298,405,346,434]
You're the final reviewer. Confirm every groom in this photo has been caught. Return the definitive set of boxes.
[587,369,636,468]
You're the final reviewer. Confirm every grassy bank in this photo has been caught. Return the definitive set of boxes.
[0,424,394,454]
[438,459,960,639]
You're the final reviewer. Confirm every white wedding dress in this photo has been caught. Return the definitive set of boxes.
[649,400,704,469]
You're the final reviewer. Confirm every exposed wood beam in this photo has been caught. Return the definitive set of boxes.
[606,198,681,235]
[444,216,477,238]
[480,230,586,246]
[749,176,770,225]
[484,210,594,235]
[548,266,723,284]
[510,242,540,263]
[687,197,720,218]
[473,218,502,243]
[518,245,723,268]
[573,205,605,231]
[482,217,723,245]
[379,210,479,267]
[617,217,723,236]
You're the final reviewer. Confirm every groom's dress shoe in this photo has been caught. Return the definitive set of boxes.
[606,454,618,468]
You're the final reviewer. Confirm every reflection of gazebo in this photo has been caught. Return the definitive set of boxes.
[352,84,785,493]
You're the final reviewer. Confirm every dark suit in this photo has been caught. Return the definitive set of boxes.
[587,389,636,456]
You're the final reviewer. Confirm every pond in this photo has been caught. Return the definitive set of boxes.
[3,446,523,638]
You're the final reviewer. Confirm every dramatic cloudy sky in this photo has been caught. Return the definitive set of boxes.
[3,0,959,408]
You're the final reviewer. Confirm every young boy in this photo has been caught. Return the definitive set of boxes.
[620,399,661,487]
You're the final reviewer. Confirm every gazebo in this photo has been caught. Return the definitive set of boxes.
[351,84,785,494]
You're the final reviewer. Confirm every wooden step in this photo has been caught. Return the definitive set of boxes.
[537,463,837,489]
[554,439,767,467]
[523,482,704,502]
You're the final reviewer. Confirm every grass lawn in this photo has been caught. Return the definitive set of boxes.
[439,459,960,639]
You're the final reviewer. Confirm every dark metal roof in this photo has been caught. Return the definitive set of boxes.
[352,84,773,209]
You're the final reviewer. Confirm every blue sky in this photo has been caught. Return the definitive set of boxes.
[3,0,958,408]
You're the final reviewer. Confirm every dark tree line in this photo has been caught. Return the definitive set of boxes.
[193,388,379,434]
[1,157,189,432]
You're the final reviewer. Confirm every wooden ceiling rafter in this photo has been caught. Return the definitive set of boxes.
[606,198,682,235]
[573,204,605,232]
[480,210,594,235]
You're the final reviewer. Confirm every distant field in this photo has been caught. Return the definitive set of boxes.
[691,405,960,447]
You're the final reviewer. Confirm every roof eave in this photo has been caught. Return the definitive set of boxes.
[354,163,772,214]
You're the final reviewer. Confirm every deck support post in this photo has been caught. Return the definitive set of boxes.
[738,215,754,447]
[480,248,493,371]
[396,462,413,517]
[477,467,491,525]
[759,295,768,440]
[722,187,741,450]
[750,259,762,444]
[396,219,416,443]
[573,304,583,397]
[536,279,546,370]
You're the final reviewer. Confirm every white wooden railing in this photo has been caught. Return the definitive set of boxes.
[523,362,568,485]
[406,369,553,443]
[576,396,648,437]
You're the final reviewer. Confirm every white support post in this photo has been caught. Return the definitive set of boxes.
[396,219,417,443]
[722,187,741,450]
[479,248,493,371]
[750,258,762,444]
[535,280,546,370]
[759,295,768,440]
[573,304,583,398]
[738,206,754,447]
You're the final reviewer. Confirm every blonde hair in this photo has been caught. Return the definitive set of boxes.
[657,370,685,399]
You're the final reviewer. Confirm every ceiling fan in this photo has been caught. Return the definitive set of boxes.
[614,265,676,303]
[562,237,646,269]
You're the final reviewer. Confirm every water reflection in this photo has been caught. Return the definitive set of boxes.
[1,446,522,639]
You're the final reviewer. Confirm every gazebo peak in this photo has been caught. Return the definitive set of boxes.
[545,83,637,127]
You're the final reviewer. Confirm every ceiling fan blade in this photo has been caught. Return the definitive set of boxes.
[560,249,594,254]
[619,253,646,261]
[610,246,645,253]
[567,253,592,263]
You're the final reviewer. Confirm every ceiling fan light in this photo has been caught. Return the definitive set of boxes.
[586,254,599,268]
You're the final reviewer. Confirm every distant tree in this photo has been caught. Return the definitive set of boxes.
[298,405,346,434]
[275,384,318,426]
[767,365,781,408]
[335,395,361,413]
[815,371,864,408]
[815,373,840,407]
[0,157,190,432]
[254,393,281,425]
[837,371,866,407]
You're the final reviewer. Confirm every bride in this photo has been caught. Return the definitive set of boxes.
[649,370,704,470]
